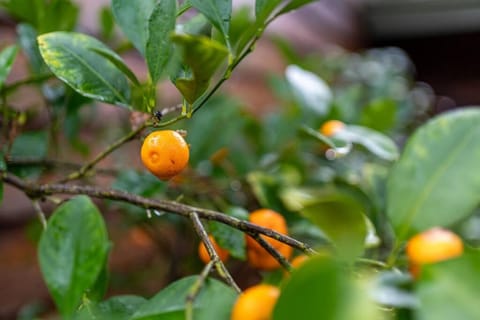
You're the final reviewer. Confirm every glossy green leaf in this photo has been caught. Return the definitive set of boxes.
[387,109,480,239]
[278,0,318,16]
[371,271,418,309]
[209,207,248,260]
[75,295,147,320]
[299,189,367,261]
[255,0,282,21]
[38,196,110,318]
[86,263,109,303]
[89,47,139,86]
[37,0,79,33]
[274,256,383,320]
[2,0,78,33]
[99,6,115,40]
[285,65,332,115]
[338,125,399,161]
[1,0,36,25]
[190,0,232,43]
[112,169,165,218]
[146,0,176,83]
[111,0,156,56]
[38,32,131,106]
[171,34,228,104]
[416,252,480,320]
[17,23,48,74]
[10,131,49,179]
[0,45,18,89]
[132,276,237,320]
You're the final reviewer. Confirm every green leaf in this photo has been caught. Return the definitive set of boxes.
[171,34,228,104]
[38,32,131,106]
[190,0,232,43]
[359,98,397,133]
[0,45,18,89]
[2,0,78,33]
[89,47,139,86]
[285,65,332,115]
[299,189,367,261]
[111,0,156,56]
[38,195,110,318]
[112,169,165,219]
[17,23,48,74]
[255,0,282,21]
[146,0,176,83]
[416,252,480,320]
[338,125,399,161]
[131,276,238,320]
[278,0,318,16]
[387,108,480,239]
[209,207,248,260]
[75,295,147,320]
[10,131,49,179]
[86,262,109,303]
[274,256,382,320]
[1,0,37,25]
[99,6,115,40]
[37,0,79,33]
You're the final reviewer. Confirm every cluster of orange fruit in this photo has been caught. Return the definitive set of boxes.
[198,208,293,270]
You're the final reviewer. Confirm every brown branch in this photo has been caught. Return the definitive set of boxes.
[249,233,292,272]
[189,211,241,293]
[185,260,214,320]
[2,171,316,255]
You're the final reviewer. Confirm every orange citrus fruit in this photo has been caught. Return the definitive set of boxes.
[406,227,463,278]
[198,235,229,264]
[291,254,309,268]
[246,209,293,270]
[231,284,280,320]
[319,120,345,137]
[140,130,189,180]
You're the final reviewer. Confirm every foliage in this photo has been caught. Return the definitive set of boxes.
[1,0,480,319]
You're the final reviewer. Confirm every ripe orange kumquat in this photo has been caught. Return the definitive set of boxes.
[230,284,280,320]
[319,120,345,137]
[246,209,293,270]
[198,235,229,264]
[140,130,189,180]
[406,227,463,278]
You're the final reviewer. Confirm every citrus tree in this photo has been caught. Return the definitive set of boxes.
[2,0,480,319]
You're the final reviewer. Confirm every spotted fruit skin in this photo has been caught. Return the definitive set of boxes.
[140,130,189,180]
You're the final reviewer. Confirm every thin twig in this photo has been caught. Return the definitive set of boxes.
[190,211,241,293]
[32,199,47,229]
[2,172,316,255]
[249,233,292,272]
[185,260,214,320]
[58,121,149,183]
